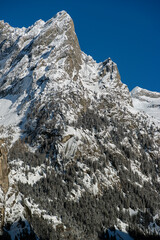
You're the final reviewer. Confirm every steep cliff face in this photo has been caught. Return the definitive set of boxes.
[0,11,160,240]
[0,139,9,234]
[0,139,9,193]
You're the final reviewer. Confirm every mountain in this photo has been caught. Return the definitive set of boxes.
[0,11,160,240]
[131,86,160,121]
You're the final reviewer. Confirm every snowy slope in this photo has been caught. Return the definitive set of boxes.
[131,86,160,122]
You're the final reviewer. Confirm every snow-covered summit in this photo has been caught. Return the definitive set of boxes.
[131,86,160,98]
[0,10,83,128]
[131,86,160,121]
[0,10,132,130]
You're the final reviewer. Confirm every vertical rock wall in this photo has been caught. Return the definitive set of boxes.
[0,139,9,233]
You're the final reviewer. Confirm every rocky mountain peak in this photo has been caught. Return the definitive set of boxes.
[100,57,121,83]
[0,11,82,97]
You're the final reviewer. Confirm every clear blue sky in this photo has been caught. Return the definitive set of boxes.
[1,0,160,92]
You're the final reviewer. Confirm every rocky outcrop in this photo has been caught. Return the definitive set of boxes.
[0,139,9,234]
[0,139,9,193]
[61,134,74,143]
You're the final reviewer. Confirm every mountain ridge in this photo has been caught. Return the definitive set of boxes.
[131,86,160,121]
